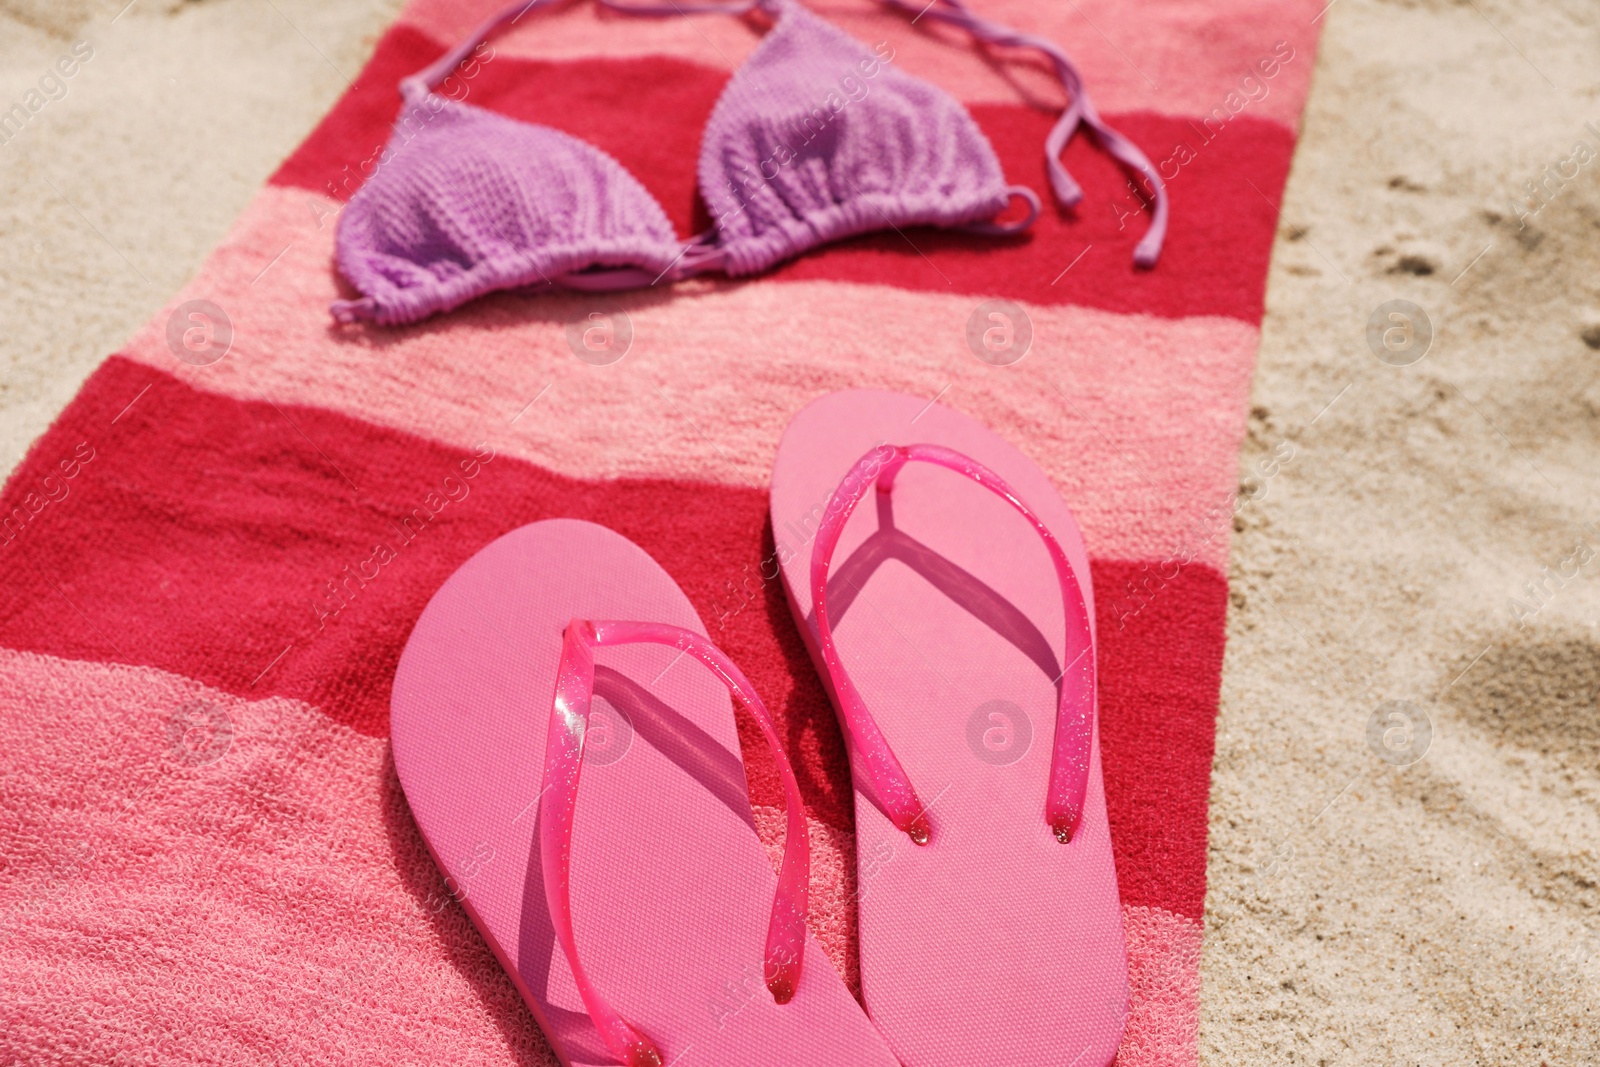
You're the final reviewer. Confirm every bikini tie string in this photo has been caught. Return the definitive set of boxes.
[875,0,1168,267]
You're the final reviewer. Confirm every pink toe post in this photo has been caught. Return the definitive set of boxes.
[809,443,1095,848]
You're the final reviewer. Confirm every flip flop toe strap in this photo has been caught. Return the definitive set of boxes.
[810,443,1096,846]
[541,619,811,1066]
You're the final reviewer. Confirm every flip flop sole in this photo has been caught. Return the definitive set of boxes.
[392,518,896,1066]
[771,391,1129,1067]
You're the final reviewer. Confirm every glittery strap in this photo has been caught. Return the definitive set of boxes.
[540,619,810,1067]
[810,443,1096,845]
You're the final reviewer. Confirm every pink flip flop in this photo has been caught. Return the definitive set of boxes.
[769,390,1130,1067]
[391,518,900,1067]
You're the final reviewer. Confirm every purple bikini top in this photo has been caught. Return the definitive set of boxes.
[332,0,1169,326]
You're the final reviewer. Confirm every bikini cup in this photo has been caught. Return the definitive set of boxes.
[332,0,1168,326]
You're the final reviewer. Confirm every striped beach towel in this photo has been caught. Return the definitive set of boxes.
[0,2,1321,1062]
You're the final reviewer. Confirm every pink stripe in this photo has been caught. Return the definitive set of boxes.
[0,647,558,1065]
[1119,904,1203,1067]
[396,0,1320,127]
[121,187,1258,572]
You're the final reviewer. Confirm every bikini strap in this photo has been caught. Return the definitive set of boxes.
[876,0,1169,267]
[597,0,763,15]
[401,0,765,103]
[402,0,541,101]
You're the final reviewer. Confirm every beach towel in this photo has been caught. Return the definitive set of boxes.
[0,2,1322,1062]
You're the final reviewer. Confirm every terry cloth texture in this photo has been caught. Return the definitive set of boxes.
[0,2,1322,1063]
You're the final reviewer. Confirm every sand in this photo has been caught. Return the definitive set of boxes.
[3,1,1596,1064]
[1200,1,1600,1063]
[0,0,403,473]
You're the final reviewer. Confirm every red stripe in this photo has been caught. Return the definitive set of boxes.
[1095,559,1224,921]
[272,27,1291,323]
[3,358,1218,916]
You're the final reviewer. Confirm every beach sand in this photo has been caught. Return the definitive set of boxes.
[2,1,1596,1064]
[0,0,403,473]
[1201,2,1600,1063]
